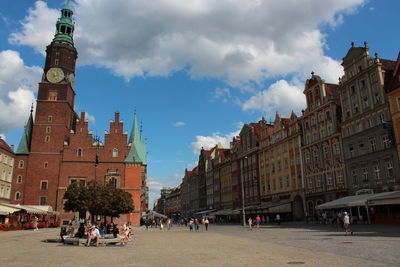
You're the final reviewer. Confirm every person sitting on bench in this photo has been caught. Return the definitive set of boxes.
[86,225,100,247]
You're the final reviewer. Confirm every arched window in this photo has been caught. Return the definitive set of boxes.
[108,177,118,188]
[17,175,22,184]
[18,160,24,169]
[112,148,118,158]
[77,148,83,157]
[15,191,21,200]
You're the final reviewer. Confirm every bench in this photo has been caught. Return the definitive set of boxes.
[63,237,123,246]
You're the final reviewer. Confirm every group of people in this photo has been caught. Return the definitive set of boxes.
[247,214,280,230]
[60,220,134,246]
[317,210,354,235]
[187,217,210,231]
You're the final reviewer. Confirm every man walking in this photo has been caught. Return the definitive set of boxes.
[343,212,353,236]
[276,214,280,225]
[255,215,261,229]
[33,216,39,231]
[248,217,253,230]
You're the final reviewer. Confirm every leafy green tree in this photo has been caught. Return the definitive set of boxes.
[63,180,135,221]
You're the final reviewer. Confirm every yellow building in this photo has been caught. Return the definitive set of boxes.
[259,113,304,220]
[0,138,15,203]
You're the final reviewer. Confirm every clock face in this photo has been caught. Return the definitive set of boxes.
[46,67,64,83]
[68,73,75,88]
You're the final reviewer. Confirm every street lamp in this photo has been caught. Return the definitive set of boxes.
[241,156,248,227]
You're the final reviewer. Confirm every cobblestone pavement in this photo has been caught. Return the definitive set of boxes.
[0,223,398,267]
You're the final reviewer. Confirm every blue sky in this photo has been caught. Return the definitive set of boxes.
[0,0,399,207]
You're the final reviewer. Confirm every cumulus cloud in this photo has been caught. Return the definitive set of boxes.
[242,80,306,117]
[191,129,240,155]
[9,1,58,55]
[172,121,185,127]
[0,50,41,134]
[10,0,363,86]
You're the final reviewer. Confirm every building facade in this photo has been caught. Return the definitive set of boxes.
[339,45,400,193]
[387,54,400,161]
[259,113,304,220]
[10,2,147,226]
[301,73,347,217]
[0,138,15,203]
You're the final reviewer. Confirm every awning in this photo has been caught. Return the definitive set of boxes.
[367,191,400,206]
[0,203,50,215]
[142,211,167,219]
[316,191,398,210]
[0,204,20,216]
[209,209,240,216]
[194,209,216,215]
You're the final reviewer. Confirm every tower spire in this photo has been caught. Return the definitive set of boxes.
[53,0,75,44]
[129,110,139,144]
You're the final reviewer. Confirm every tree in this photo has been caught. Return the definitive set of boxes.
[63,180,135,220]
[63,182,90,217]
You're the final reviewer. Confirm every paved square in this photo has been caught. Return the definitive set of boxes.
[0,223,399,266]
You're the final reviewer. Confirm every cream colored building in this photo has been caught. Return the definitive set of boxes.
[259,113,304,220]
[0,138,15,203]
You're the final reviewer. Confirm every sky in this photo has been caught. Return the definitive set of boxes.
[0,0,399,208]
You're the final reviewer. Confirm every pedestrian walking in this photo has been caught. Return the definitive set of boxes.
[33,216,39,231]
[194,218,199,231]
[276,214,280,225]
[255,215,261,229]
[189,218,194,231]
[248,217,253,230]
[204,218,209,231]
[167,218,172,230]
[343,212,353,236]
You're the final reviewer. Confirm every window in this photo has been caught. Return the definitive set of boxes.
[351,170,357,185]
[46,126,51,133]
[1,170,5,180]
[379,113,385,123]
[363,97,369,108]
[373,164,380,179]
[386,160,393,177]
[44,162,48,169]
[17,175,22,184]
[112,148,118,158]
[367,119,373,128]
[316,176,321,187]
[336,171,343,183]
[39,196,47,206]
[48,91,58,101]
[360,80,366,88]
[45,136,50,143]
[370,138,377,152]
[334,144,341,155]
[349,145,355,157]
[40,181,48,190]
[313,150,318,162]
[362,167,368,182]
[77,148,83,157]
[382,135,391,149]
[108,177,118,188]
[18,160,24,169]
[48,115,53,122]
[55,59,59,65]
[79,180,86,187]
[307,178,313,188]
[286,176,290,187]
[397,96,400,110]
[15,192,21,200]
[326,173,333,186]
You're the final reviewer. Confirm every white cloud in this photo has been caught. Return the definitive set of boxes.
[172,121,185,127]
[10,0,363,87]
[0,134,5,140]
[242,80,306,117]
[9,1,58,55]
[191,129,239,155]
[0,50,41,135]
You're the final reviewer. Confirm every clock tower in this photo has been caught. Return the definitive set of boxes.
[32,0,77,153]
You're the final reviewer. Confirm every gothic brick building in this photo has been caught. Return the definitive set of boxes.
[10,1,147,226]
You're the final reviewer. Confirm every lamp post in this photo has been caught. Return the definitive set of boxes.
[241,156,248,227]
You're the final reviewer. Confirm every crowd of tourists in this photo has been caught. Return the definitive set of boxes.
[60,219,134,246]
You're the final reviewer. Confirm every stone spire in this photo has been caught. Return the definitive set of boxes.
[52,0,75,44]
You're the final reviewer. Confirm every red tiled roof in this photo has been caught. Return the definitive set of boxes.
[380,59,396,71]
[0,138,14,154]
[192,166,199,174]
